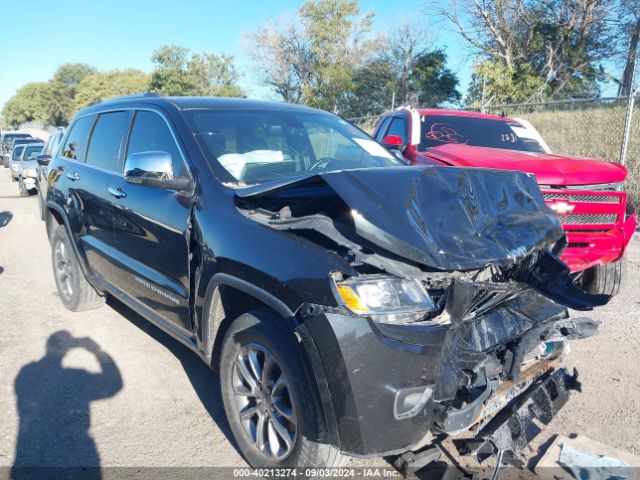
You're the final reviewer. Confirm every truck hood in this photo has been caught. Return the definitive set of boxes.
[237,166,564,271]
[426,144,627,186]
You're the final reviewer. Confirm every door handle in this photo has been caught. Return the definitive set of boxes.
[108,187,127,199]
[66,172,80,181]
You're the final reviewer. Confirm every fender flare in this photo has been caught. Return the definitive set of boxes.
[45,201,93,282]
[200,273,297,363]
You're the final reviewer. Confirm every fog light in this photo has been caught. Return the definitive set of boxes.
[393,386,433,420]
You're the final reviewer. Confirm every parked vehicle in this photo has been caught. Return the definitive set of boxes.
[8,145,26,181]
[1,132,33,167]
[373,109,637,296]
[45,95,605,470]
[16,142,45,196]
[35,128,65,218]
[11,142,44,182]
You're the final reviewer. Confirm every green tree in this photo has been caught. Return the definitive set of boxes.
[247,0,376,112]
[466,61,545,107]
[49,63,97,125]
[73,69,151,110]
[150,44,244,97]
[411,50,460,107]
[1,83,55,127]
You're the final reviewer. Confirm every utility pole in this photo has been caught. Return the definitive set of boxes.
[619,62,638,166]
[391,91,396,111]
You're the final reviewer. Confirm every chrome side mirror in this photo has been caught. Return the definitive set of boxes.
[124,151,190,190]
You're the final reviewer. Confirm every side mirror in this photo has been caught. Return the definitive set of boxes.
[382,135,405,151]
[124,151,190,190]
[37,154,52,166]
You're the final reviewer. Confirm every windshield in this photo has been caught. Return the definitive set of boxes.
[419,115,545,153]
[23,145,43,160]
[184,109,401,187]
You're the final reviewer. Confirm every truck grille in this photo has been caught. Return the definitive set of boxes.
[558,214,618,225]
[543,193,621,204]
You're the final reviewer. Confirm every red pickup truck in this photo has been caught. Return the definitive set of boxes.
[373,108,637,296]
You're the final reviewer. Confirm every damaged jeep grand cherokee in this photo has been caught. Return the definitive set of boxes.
[45,95,607,469]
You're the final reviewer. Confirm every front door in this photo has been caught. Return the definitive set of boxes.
[107,109,194,331]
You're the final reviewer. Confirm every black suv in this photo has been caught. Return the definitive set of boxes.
[45,95,605,469]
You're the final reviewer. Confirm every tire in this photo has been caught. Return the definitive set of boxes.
[51,225,105,311]
[11,176,18,182]
[38,189,45,220]
[18,178,30,197]
[220,309,349,469]
[578,258,627,297]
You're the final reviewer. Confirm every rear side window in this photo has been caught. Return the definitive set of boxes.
[62,115,95,161]
[86,111,129,172]
[126,111,188,179]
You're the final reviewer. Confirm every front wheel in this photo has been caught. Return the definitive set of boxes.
[577,258,627,297]
[220,309,349,469]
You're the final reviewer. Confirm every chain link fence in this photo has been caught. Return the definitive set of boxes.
[348,95,639,208]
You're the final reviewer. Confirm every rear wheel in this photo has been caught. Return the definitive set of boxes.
[577,258,627,297]
[220,309,349,469]
[51,225,105,311]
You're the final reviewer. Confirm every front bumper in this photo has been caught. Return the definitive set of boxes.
[23,177,36,190]
[542,188,637,272]
[295,276,599,458]
[297,312,445,457]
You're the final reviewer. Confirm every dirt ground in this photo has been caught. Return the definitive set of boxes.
[0,170,639,478]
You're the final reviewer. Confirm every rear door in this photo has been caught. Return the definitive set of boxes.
[107,109,194,331]
[56,111,130,285]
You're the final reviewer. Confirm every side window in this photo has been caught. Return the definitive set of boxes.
[126,111,189,178]
[61,115,95,161]
[85,111,129,172]
[386,117,407,144]
[375,116,392,141]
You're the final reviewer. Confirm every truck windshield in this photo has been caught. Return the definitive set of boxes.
[185,109,402,187]
[419,115,545,153]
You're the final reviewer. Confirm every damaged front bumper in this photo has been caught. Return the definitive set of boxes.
[296,280,599,458]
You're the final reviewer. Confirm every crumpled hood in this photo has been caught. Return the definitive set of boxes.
[426,144,627,186]
[237,166,564,271]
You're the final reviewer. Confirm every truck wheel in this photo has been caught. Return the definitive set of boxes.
[18,178,30,197]
[51,225,105,311]
[38,190,45,220]
[220,309,349,469]
[579,259,627,297]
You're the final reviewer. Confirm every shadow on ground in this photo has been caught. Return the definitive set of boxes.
[106,297,238,451]
[0,211,13,228]
[11,331,123,479]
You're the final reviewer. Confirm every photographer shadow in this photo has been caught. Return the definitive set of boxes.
[11,331,123,479]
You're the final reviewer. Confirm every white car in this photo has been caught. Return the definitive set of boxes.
[13,142,44,196]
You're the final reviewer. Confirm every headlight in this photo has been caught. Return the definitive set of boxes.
[334,275,437,323]
[23,167,37,177]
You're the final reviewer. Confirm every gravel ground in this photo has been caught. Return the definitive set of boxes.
[0,171,639,478]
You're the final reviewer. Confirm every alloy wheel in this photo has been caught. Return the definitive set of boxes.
[232,343,297,460]
[54,239,74,300]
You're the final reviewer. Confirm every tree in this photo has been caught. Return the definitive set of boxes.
[617,0,640,96]
[1,83,55,127]
[438,0,617,100]
[247,0,377,112]
[466,60,545,107]
[73,69,151,110]
[411,50,461,107]
[149,44,244,97]
[49,63,97,125]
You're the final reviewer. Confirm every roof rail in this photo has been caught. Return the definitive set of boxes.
[99,91,163,103]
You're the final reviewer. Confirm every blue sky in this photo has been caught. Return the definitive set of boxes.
[0,0,479,111]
